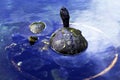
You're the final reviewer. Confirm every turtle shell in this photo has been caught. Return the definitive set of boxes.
[29,22,45,34]
[50,27,88,55]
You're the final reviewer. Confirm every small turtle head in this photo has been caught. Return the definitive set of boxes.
[28,36,38,45]
[60,7,70,27]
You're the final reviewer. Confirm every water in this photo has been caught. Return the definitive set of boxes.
[0,0,120,80]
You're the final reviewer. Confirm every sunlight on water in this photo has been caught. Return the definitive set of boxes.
[72,0,120,47]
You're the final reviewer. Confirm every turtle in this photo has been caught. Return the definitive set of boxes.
[28,21,45,45]
[50,7,88,55]
[28,36,38,45]
[29,21,45,34]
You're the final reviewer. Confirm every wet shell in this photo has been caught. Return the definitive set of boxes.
[29,22,45,34]
[50,27,88,55]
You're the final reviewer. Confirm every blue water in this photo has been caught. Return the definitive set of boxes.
[0,0,120,80]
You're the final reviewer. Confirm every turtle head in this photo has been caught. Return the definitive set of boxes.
[60,7,70,27]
